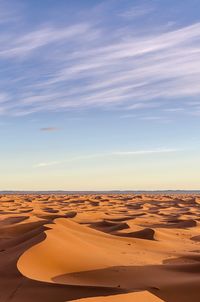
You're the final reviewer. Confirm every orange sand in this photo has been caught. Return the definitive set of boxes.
[1,193,200,301]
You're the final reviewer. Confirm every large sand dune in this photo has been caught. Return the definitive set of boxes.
[1,194,200,301]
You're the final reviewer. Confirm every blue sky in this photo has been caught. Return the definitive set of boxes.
[0,0,200,190]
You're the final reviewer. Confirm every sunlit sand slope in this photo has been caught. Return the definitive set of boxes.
[1,193,200,301]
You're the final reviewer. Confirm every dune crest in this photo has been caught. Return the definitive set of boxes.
[1,193,200,301]
[69,291,164,301]
[17,218,162,284]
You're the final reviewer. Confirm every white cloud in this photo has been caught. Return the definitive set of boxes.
[0,93,9,103]
[119,4,154,19]
[0,23,91,58]
[163,108,184,112]
[35,148,180,168]
[0,7,200,116]
[112,148,179,156]
[34,161,60,168]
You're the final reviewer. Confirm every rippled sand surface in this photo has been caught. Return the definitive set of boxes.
[1,194,200,302]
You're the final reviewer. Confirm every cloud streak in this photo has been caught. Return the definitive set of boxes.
[35,148,181,168]
[0,2,200,117]
[119,4,154,19]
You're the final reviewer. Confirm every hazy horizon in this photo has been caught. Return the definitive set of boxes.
[1,0,200,190]
[1,189,200,194]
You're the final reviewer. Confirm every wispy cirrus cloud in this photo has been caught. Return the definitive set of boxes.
[119,4,154,19]
[0,1,200,117]
[0,23,92,59]
[34,148,181,168]
[35,161,60,168]
[113,148,179,155]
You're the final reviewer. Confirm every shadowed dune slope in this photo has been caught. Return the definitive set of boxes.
[1,193,200,302]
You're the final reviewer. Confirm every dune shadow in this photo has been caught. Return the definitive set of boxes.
[52,262,200,302]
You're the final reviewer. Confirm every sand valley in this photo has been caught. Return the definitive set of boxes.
[0,193,200,302]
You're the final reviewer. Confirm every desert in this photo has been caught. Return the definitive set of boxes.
[0,193,200,302]
[1,0,200,301]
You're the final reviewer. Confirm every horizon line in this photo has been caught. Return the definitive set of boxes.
[1,189,200,194]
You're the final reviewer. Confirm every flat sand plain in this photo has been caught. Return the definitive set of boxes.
[1,194,200,302]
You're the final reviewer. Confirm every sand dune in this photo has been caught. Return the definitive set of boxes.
[70,291,164,301]
[1,193,200,301]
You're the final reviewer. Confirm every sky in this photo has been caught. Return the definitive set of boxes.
[0,0,200,190]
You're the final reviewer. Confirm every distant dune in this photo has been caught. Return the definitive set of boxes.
[1,193,200,301]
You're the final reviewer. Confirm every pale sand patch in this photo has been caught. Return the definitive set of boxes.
[69,291,164,302]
